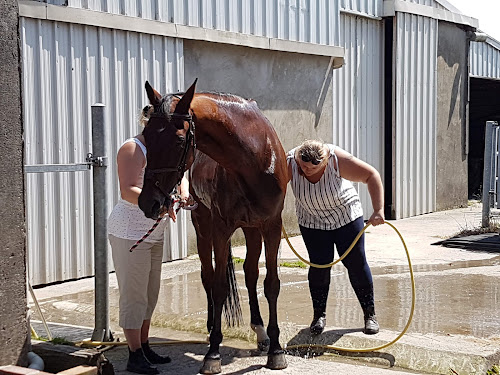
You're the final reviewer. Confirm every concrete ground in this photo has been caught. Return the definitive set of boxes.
[30,202,500,374]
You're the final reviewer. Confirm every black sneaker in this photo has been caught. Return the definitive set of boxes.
[310,316,326,335]
[142,341,171,364]
[363,306,380,335]
[127,348,159,375]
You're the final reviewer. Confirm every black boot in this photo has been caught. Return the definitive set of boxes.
[310,309,326,335]
[363,306,379,335]
[309,284,329,335]
[142,341,171,364]
[127,348,159,375]
[353,283,379,334]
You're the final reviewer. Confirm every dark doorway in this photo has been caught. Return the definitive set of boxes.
[468,77,500,199]
[384,17,394,219]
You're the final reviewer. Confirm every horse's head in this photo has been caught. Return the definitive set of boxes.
[138,79,197,219]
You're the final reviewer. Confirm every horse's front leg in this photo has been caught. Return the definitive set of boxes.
[191,205,215,333]
[262,220,288,370]
[200,228,232,375]
[242,227,270,352]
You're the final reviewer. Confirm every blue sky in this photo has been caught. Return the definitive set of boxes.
[448,0,500,41]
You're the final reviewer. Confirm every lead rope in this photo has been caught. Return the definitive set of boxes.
[129,217,164,252]
[129,199,198,252]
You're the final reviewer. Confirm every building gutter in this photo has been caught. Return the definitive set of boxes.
[383,0,478,29]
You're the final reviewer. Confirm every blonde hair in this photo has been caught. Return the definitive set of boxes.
[139,104,154,128]
[295,140,327,163]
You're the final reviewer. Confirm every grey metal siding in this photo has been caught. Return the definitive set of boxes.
[21,16,186,285]
[340,0,381,17]
[332,14,385,217]
[37,0,340,46]
[393,12,437,219]
[470,40,500,80]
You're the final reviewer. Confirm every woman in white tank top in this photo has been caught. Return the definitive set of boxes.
[108,106,192,374]
[287,140,384,336]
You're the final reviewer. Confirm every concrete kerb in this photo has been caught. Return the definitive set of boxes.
[283,328,500,375]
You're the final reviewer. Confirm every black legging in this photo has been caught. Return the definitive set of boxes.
[300,216,374,312]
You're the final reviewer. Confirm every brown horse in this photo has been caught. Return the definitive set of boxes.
[138,80,288,374]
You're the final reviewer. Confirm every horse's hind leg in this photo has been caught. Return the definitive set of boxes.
[262,220,288,370]
[242,227,270,352]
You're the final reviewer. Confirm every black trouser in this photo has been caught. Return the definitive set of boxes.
[300,217,375,315]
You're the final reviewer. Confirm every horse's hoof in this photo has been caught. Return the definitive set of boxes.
[266,352,287,370]
[258,338,270,352]
[200,358,222,374]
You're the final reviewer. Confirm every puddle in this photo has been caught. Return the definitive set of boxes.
[32,257,500,341]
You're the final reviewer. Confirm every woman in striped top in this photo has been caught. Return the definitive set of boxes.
[287,140,385,335]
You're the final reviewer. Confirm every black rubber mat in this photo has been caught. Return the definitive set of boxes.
[435,233,500,252]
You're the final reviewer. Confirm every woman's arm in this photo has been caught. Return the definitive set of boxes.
[335,147,385,226]
[178,174,191,204]
[117,141,146,205]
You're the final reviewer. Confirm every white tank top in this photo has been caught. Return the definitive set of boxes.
[287,144,363,230]
[107,138,168,242]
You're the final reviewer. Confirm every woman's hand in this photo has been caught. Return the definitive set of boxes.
[158,199,177,222]
[167,202,177,222]
[368,209,385,226]
[178,194,195,208]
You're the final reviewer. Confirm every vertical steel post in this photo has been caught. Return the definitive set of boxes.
[494,126,499,209]
[90,104,111,342]
[482,121,495,228]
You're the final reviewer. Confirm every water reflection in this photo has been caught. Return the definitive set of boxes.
[32,259,500,341]
[151,261,500,339]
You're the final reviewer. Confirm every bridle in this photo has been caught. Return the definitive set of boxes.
[144,110,196,197]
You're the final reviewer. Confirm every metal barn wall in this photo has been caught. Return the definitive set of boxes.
[37,0,340,46]
[393,12,438,219]
[21,16,186,285]
[332,13,385,217]
[340,0,381,17]
[401,0,446,8]
[470,39,500,80]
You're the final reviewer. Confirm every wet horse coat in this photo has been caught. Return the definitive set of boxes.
[138,80,288,374]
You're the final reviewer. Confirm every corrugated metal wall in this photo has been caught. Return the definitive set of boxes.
[37,0,340,46]
[340,0,381,17]
[393,12,438,219]
[332,13,385,217]
[470,40,500,80]
[21,16,186,285]
[402,0,443,7]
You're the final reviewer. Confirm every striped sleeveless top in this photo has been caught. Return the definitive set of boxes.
[287,144,363,230]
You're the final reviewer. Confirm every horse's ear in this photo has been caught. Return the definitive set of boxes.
[175,78,197,114]
[145,81,162,106]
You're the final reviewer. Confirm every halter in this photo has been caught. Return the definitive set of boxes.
[144,111,196,196]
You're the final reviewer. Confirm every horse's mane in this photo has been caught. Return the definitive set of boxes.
[167,91,253,105]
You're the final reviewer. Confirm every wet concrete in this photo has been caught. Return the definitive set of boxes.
[35,260,500,341]
[29,203,500,374]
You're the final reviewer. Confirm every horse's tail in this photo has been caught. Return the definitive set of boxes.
[223,244,243,327]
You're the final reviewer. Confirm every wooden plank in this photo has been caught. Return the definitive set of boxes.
[0,365,52,375]
[58,365,97,375]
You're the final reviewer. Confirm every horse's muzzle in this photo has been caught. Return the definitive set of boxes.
[138,193,165,220]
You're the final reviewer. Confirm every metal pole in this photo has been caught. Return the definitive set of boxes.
[90,104,111,342]
[481,121,495,228]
